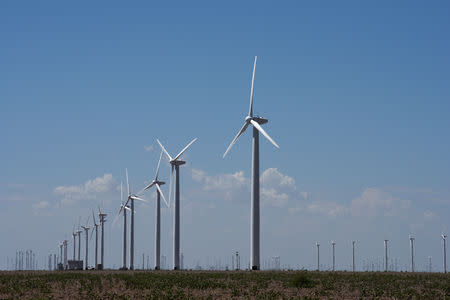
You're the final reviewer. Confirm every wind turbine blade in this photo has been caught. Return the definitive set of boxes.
[250,119,279,148]
[174,138,197,161]
[142,182,156,192]
[112,213,120,225]
[223,122,249,158]
[92,209,96,226]
[155,150,163,180]
[248,56,257,117]
[126,168,130,196]
[157,139,173,161]
[168,165,174,208]
[121,181,123,204]
[124,206,131,211]
[130,195,148,203]
[117,205,124,217]
[89,228,94,242]
[156,183,169,208]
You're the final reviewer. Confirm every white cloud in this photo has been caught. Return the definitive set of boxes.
[350,188,410,217]
[307,201,347,217]
[191,169,247,192]
[54,174,115,205]
[261,188,289,208]
[261,168,296,190]
[32,200,50,216]
[144,145,154,152]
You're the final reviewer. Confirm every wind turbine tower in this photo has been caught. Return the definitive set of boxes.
[223,56,279,270]
[157,137,197,270]
[442,234,447,273]
[352,240,356,272]
[81,222,90,270]
[72,230,76,260]
[409,234,415,272]
[124,169,147,270]
[92,210,99,269]
[77,228,82,261]
[99,208,107,269]
[331,241,336,271]
[316,242,320,271]
[140,150,169,270]
[384,240,389,272]
[116,182,129,270]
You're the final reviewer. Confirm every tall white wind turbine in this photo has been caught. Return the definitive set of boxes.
[98,207,107,269]
[331,241,336,271]
[157,137,197,270]
[223,56,279,270]
[442,234,447,273]
[384,239,389,272]
[81,218,90,270]
[116,181,130,270]
[124,169,147,270]
[140,150,169,270]
[72,227,77,261]
[316,242,320,271]
[91,209,99,269]
[409,234,415,272]
[352,240,356,272]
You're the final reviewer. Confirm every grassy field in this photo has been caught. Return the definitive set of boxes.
[0,270,449,299]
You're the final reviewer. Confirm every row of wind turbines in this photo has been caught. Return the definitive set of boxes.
[56,56,278,271]
[316,234,447,273]
[54,56,447,273]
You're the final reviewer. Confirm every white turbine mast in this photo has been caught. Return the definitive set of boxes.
[223,56,279,270]
[124,168,148,270]
[139,150,169,270]
[157,137,197,270]
[442,233,447,274]
[81,216,90,270]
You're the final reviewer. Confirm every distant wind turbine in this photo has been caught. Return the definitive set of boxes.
[157,137,197,270]
[223,56,279,270]
[124,169,147,270]
[140,150,169,270]
[442,234,447,273]
[409,234,415,272]
[81,217,90,270]
[91,209,99,269]
[331,241,336,271]
[98,207,107,269]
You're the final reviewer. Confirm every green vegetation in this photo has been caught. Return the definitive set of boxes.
[0,270,448,299]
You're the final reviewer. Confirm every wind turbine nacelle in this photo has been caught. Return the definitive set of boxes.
[249,116,268,125]
[170,160,186,166]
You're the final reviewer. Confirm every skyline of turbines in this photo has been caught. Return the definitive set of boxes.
[3,57,448,274]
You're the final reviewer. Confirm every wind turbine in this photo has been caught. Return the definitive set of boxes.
[316,242,320,271]
[72,227,77,261]
[331,241,336,271]
[98,207,107,270]
[409,234,415,272]
[384,239,389,272]
[81,217,90,270]
[223,56,279,270]
[77,227,82,261]
[124,169,148,270]
[157,137,197,270]
[352,240,356,272]
[442,234,447,273]
[140,150,169,270]
[91,209,99,270]
[116,181,130,270]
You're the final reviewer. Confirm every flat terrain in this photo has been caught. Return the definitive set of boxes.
[0,270,449,299]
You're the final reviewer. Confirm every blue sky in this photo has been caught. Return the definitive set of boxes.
[1,1,449,271]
